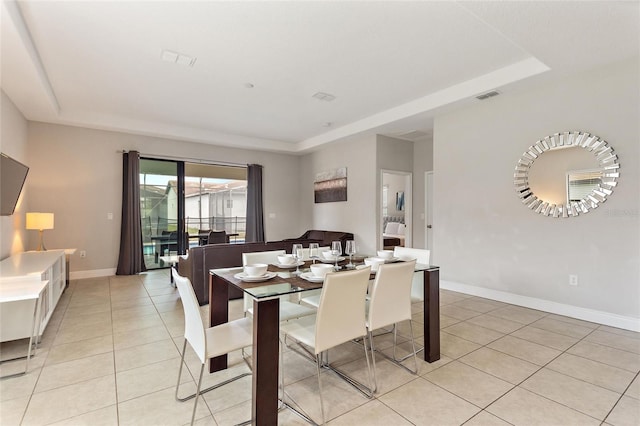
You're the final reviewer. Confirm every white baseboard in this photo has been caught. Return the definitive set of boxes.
[70,268,116,280]
[441,280,640,332]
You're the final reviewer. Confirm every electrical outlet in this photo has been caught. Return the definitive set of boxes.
[80,250,86,258]
[569,274,578,286]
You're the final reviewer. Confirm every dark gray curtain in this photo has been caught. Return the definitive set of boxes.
[245,164,265,242]
[116,151,146,275]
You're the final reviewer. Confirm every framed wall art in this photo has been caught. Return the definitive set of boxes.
[314,167,347,203]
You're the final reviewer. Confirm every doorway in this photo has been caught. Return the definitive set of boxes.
[380,170,412,249]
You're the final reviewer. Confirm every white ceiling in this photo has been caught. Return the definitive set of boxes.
[1,1,638,153]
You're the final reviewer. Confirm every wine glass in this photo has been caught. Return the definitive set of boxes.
[309,243,320,264]
[345,240,356,268]
[292,243,303,275]
[331,240,342,271]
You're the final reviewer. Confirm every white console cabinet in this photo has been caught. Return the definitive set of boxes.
[0,250,66,342]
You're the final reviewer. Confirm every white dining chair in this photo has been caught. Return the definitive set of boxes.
[297,246,344,309]
[365,260,418,392]
[280,267,374,425]
[242,250,316,321]
[172,269,253,426]
[393,247,430,362]
[393,247,431,302]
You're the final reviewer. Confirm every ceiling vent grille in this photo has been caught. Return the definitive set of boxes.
[312,92,336,102]
[161,49,197,67]
[476,90,500,100]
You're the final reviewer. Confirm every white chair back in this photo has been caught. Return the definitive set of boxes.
[314,267,371,354]
[367,260,416,331]
[172,269,207,364]
[393,247,430,301]
[242,250,286,313]
[242,250,286,266]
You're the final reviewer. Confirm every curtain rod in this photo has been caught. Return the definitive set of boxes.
[117,150,247,168]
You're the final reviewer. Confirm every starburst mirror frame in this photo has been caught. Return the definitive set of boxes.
[514,131,620,218]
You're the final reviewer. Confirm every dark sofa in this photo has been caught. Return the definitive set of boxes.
[177,230,353,305]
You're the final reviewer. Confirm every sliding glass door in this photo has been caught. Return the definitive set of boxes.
[139,159,185,270]
[139,158,247,270]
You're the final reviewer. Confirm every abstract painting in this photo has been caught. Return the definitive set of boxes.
[314,167,347,203]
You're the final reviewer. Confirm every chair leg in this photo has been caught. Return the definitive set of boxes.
[278,336,318,425]
[175,339,188,402]
[191,363,205,426]
[391,321,418,375]
[368,330,378,393]
[408,320,419,375]
[362,332,375,396]
[176,339,251,404]
[316,353,326,425]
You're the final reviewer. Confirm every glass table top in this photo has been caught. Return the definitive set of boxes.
[210,262,438,300]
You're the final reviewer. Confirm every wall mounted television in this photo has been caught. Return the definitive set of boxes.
[1,153,29,216]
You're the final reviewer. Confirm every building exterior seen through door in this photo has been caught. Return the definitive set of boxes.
[139,158,248,270]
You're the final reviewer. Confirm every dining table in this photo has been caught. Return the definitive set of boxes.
[208,257,440,425]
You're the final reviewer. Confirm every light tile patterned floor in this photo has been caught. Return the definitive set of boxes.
[1,270,639,425]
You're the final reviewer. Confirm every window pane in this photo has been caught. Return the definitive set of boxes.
[184,164,247,244]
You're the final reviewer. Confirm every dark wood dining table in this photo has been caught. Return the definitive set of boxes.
[209,259,440,425]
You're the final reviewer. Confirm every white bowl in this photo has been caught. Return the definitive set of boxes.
[322,251,338,260]
[364,257,385,271]
[243,263,268,277]
[277,254,296,265]
[310,263,334,278]
[376,250,394,260]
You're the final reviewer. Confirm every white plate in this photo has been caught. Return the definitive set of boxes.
[233,271,277,282]
[272,261,304,269]
[319,256,345,264]
[300,272,324,283]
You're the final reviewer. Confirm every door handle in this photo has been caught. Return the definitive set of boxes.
[427,225,432,229]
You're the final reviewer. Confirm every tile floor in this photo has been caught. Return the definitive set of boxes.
[1,270,639,425]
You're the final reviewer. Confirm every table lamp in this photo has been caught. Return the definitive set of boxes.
[26,212,54,251]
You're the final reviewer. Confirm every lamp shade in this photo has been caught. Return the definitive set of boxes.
[26,212,54,230]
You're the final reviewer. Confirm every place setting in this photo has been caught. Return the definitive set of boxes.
[233,263,277,282]
[300,263,334,283]
[272,253,304,269]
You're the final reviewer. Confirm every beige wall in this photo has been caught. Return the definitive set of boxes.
[300,135,378,255]
[412,136,433,249]
[0,91,29,259]
[434,57,639,322]
[26,123,301,275]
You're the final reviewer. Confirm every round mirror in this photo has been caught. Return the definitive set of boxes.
[514,131,620,218]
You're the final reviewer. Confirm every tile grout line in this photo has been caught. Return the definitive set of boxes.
[601,370,640,424]
[499,325,624,423]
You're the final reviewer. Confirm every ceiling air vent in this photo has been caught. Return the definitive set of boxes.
[312,92,336,102]
[161,49,197,67]
[476,90,500,100]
